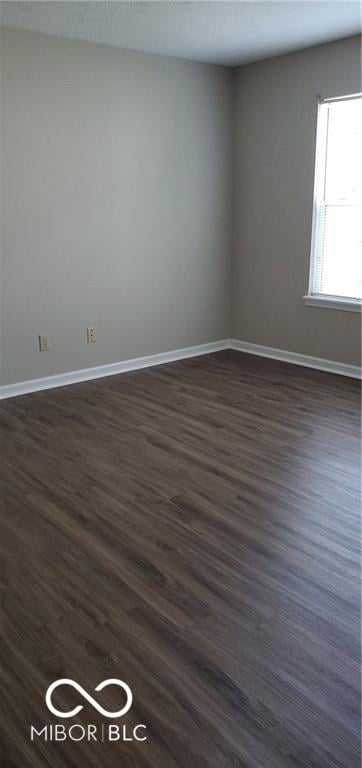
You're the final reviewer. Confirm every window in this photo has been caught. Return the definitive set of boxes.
[304,93,362,311]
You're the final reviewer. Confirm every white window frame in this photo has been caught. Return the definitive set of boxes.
[303,92,362,313]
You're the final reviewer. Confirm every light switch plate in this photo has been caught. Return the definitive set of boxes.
[38,334,50,352]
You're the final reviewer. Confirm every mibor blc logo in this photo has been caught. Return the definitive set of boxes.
[46,678,133,718]
[30,678,147,743]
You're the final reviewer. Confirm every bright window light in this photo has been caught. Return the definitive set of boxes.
[308,93,362,302]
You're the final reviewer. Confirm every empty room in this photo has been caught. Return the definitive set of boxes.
[0,1,360,766]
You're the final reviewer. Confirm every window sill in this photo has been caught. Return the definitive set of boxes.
[303,295,362,313]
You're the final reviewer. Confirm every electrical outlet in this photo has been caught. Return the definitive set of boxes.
[87,326,96,343]
[38,334,50,352]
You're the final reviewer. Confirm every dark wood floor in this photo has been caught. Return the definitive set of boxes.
[0,350,360,768]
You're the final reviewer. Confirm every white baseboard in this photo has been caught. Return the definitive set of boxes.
[0,337,359,399]
[229,339,361,380]
[0,340,229,400]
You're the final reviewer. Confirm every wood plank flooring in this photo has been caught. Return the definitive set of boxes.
[0,350,360,768]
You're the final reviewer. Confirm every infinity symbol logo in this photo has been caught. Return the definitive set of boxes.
[45,679,133,719]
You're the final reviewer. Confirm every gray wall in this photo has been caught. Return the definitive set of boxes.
[232,36,361,366]
[1,30,360,387]
[0,28,233,385]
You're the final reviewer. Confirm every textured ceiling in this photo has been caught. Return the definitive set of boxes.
[0,1,360,67]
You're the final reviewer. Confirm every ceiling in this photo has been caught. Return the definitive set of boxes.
[0,1,360,67]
